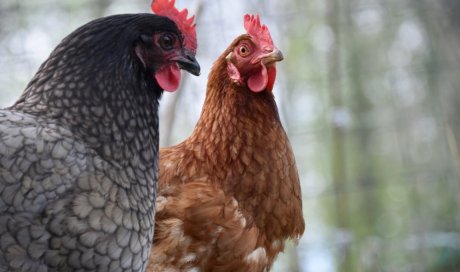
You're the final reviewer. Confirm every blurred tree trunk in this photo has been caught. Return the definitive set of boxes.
[326,0,352,271]
[343,0,381,270]
[410,1,460,270]
[414,0,460,213]
[91,0,112,18]
[0,2,16,36]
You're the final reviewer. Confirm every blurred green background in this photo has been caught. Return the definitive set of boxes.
[1,0,460,271]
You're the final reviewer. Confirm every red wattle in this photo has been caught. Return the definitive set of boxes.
[247,64,268,93]
[154,64,181,92]
[266,66,277,92]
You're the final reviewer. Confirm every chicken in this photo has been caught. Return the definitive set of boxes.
[0,0,199,271]
[147,14,304,271]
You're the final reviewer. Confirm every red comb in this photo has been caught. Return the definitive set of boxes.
[151,0,197,54]
[244,14,274,50]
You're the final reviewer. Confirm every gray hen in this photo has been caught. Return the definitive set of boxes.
[0,10,200,272]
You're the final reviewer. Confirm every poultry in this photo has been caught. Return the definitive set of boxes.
[148,14,304,272]
[0,0,199,271]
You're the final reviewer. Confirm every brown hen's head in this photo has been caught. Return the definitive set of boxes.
[226,14,283,93]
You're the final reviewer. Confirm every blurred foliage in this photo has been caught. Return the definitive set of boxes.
[1,0,460,271]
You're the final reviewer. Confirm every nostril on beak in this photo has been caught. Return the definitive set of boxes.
[276,49,284,61]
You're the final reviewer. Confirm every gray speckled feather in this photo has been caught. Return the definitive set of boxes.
[0,110,157,272]
[0,13,194,272]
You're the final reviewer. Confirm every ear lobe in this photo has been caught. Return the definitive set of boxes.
[227,62,241,83]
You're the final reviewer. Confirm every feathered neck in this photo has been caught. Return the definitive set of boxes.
[191,52,281,142]
[186,50,283,182]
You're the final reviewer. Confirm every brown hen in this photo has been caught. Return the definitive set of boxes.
[148,14,304,272]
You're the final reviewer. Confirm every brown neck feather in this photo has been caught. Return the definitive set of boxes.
[190,48,282,158]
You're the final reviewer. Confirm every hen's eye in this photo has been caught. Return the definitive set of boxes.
[160,34,175,50]
[239,45,251,57]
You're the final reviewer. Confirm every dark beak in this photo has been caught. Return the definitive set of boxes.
[260,48,284,65]
[176,50,201,76]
